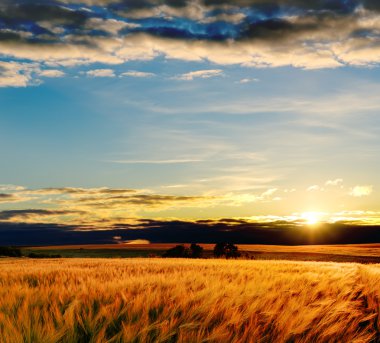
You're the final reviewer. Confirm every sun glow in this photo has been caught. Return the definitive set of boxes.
[302,212,320,225]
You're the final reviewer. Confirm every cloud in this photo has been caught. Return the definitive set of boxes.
[2,0,380,86]
[109,158,203,164]
[1,183,380,231]
[0,185,291,227]
[0,194,18,203]
[84,18,140,34]
[174,69,224,81]
[307,185,321,192]
[0,62,66,86]
[325,179,344,187]
[5,186,221,223]
[130,83,380,116]
[69,194,213,207]
[120,70,156,78]
[261,188,278,198]
[85,69,116,77]
[0,61,38,87]
[3,218,380,246]
[0,209,82,221]
[350,185,373,197]
[0,185,25,191]
[0,193,31,204]
[23,187,137,196]
[38,69,65,78]
[237,78,259,84]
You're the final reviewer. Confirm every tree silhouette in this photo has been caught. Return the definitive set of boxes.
[162,245,190,258]
[213,242,227,258]
[162,244,204,258]
[0,246,22,257]
[190,243,203,258]
[213,243,241,259]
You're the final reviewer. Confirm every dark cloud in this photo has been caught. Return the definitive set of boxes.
[1,219,380,246]
[0,0,380,79]
[0,193,13,199]
[0,2,88,25]
[0,209,83,220]
[241,18,317,41]
[0,0,376,43]
[53,193,213,209]
[19,187,208,209]
[106,194,207,204]
[0,31,25,42]
[67,0,371,13]
[0,193,29,203]
[26,187,136,195]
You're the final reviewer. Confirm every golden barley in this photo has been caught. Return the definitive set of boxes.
[0,258,379,343]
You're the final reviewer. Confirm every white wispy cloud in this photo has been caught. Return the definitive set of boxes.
[129,85,380,119]
[0,184,25,191]
[109,158,203,164]
[325,178,343,187]
[38,70,65,78]
[0,193,32,204]
[174,69,224,81]
[307,185,321,192]
[237,78,259,84]
[85,69,116,77]
[349,185,373,197]
[120,70,156,78]
[85,18,140,34]
[261,188,278,198]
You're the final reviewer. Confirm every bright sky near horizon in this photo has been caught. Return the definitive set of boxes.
[1,0,380,227]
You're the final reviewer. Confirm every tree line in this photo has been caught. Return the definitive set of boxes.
[0,244,241,259]
[162,243,241,259]
[0,247,61,258]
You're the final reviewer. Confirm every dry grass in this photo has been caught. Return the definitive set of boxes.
[238,244,380,257]
[0,258,379,342]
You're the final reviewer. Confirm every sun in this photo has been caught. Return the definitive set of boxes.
[302,212,320,225]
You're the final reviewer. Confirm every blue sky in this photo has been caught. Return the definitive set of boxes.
[1,0,380,228]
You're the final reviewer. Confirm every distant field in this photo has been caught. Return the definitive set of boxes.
[23,243,380,263]
[238,243,380,257]
[0,258,379,342]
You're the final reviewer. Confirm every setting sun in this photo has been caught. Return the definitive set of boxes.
[302,212,320,225]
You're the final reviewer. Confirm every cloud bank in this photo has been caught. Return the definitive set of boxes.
[0,183,377,229]
[2,219,380,247]
[1,0,380,86]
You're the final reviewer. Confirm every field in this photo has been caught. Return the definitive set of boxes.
[24,243,380,263]
[0,258,379,342]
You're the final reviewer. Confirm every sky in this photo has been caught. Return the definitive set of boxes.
[1,0,380,233]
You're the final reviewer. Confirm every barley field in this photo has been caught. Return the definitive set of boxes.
[0,258,379,343]
[26,243,380,263]
[33,243,380,258]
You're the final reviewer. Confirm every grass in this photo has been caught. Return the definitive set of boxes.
[0,258,379,342]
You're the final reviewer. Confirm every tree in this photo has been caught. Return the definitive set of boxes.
[190,243,203,258]
[0,246,22,257]
[224,243,241,259]
[213,242,227,258]
[162,245,190,258]
[162,244,204,258]
[213,243,241,259]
